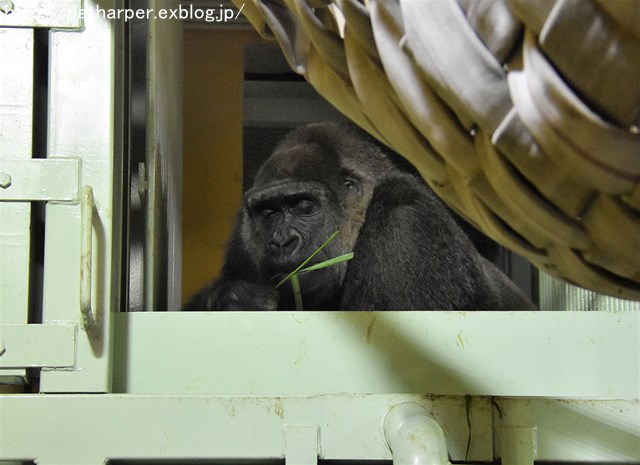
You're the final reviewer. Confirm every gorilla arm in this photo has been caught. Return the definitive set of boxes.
[339,174,471,310]
[339,173,536,311]
[474,257,538,310]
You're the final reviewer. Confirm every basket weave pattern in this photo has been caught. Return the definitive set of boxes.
[236,0,640,300]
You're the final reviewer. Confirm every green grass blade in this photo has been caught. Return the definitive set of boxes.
[276,230,341,288]
[291,274,303,311]
[300,252,354,273]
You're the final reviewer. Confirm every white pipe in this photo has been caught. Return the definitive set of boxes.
[383,402,451,465]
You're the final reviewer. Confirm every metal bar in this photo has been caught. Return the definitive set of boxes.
[0,324,76,368]
[0,158,80,202]
[0,394,637,463]
[0,26,34,385]
[143,0,184,311]
[39,0,122,393]
[80,185,94,319]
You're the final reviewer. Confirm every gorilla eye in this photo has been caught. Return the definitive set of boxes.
[343,176,359,190]
[252,204,278,219]
[294,199,315,215]
[262,208,277,218]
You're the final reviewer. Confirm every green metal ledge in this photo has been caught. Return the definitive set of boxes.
[112,311,639,398]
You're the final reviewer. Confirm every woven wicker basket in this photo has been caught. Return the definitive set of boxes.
[235,0,640,300]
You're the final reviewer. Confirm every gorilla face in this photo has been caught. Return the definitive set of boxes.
[240,144,362,302]
[245,180,336,271]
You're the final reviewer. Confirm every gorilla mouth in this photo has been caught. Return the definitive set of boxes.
[271,266,330,289]
[265,244,326,269]
[264,231,346,286]
[265,252,331,282]
[266,257,313,277]
[264,260,301,282]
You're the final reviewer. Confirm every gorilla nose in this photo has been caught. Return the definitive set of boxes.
[269,231,300,253]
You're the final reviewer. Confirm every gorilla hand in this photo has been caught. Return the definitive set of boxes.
[184,281,279,311]
[217,281,279,311]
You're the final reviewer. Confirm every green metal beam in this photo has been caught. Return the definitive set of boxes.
[112,311,640,398]
[0,394,637,463]
[0,394,491,463]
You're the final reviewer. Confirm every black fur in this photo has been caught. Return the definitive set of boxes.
[184,123,536,311]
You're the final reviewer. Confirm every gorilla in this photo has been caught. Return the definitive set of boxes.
[185,123,536,311]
